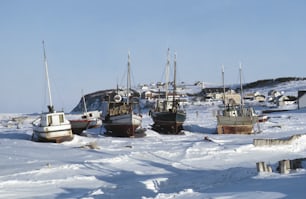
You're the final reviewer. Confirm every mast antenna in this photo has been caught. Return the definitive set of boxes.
[165,48,170,100]
[239,63,244,107]
[222,65,225,105]
[127,51,131,105]
[173,51,177,110]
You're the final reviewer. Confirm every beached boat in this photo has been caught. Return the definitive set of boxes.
[32,41,73,143]
[68,110,102,135]
[150,49,186,134]
[68,93,102,134]
[102,52,144,137]
[216,65,258,134]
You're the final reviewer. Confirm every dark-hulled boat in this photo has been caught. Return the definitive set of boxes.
[150,50,186,134]
[151,101,186,134]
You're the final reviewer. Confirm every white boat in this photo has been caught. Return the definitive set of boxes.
[32,41,73,143]
[102,52,144,137]
[68,110,102,134]
[68,93,102,134]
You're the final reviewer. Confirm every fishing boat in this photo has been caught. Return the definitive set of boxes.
[68,111,102,135]
[102,52,144,137]
[216,64,258,134]
[68,92,102,135]
[150,49,186,134]
[32,41,73,143]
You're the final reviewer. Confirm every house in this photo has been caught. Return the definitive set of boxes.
[244,92,266,102]
[254,93,266,102]
[268,90,282,98]
[298,90,306,109]
[224,92,241,105]
[244,93,254,100]
[267,90,282,103]
[276,95,297,107]
[215,90,241,105]
[202,87,230,101]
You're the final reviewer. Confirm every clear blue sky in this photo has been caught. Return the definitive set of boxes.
[1,0,306,113]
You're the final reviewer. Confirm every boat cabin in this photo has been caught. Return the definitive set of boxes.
[156,100,171,111]
[219,105,256,117]
[40,112,68,126]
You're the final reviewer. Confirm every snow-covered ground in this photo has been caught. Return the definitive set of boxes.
[1,81,306,199]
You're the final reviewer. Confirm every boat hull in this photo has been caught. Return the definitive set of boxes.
[103,113,143,137]
[217,124,254,134]
[32,124,73,143]
[69,119,101,135]
[216,115,258,134]
[151,111,186,134]
[67,111,102,134]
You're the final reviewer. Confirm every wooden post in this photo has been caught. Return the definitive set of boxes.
[279,160,290,174]
[257,162,264,172]
[290,159,302,170]
[257,162,273,173]
[267,165,272,173]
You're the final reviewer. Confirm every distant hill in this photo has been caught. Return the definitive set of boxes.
[243,77,306,89]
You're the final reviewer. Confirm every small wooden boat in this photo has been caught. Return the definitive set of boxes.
[216,65,258,134]
[102,52,144,137]
[103,102,143,137]
[216,105,258,134]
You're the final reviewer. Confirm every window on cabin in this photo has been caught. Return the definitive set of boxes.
[59,114,64,123]
[48,115,52,126]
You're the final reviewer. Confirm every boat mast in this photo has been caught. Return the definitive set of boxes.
[42,40,54,112]
[127,51,131,105]
[239,63,244,108]
[165,48,170,100]
[222,65,225,105]
[173,52,177,110]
